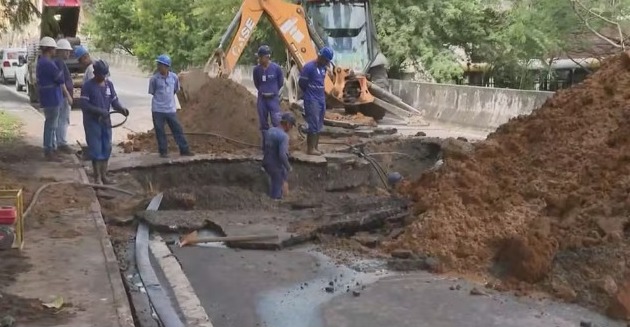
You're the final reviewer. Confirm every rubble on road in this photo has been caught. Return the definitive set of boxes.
[389,52,630,318]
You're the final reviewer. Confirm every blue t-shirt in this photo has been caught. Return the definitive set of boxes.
[36,56,64,108]
[253,62,284,97]
[298,60,327,102]
[148,71,179,113]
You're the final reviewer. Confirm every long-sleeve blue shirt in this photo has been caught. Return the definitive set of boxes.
[263,127,291,171]
[36,56,64,108]
[298,60,327,102]
[81,79,124,125]
[253,62,283,97]
[54,58,73,97]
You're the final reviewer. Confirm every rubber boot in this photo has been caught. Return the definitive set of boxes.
[306,134,322,156]
[92,160,103,185]
[100,160,117,185]
[314,134,323,154]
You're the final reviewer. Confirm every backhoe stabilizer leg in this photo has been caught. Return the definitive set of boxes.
[372,98,428,126]
[367,82,424,115]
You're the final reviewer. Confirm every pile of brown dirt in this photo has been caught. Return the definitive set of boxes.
[123,75,262,155]
[388,53,630,316]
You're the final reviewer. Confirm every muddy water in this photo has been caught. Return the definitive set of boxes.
[257,249,392,327]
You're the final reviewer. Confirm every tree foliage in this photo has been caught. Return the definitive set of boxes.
[0,0,39,32]
[86,0,630,85]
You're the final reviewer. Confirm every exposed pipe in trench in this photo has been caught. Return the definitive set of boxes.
[135,193,186,327]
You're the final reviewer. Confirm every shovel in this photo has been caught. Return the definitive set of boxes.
[179,230,279,247]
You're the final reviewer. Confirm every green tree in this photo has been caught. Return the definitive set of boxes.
[0,0,39,32]
[84,0,139,55]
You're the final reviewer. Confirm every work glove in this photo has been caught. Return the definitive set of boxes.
[116,108,130,117]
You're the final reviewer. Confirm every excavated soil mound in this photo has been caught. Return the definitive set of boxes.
[123,75,263,154]
[390,53,630,315]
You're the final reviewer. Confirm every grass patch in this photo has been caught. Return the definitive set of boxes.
[0,111,23,143]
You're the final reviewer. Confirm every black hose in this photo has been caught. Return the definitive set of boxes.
[110,111,128,128]
[135,193,186,327]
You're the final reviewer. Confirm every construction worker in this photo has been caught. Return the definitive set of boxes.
[53,38,75,154]
[80,60,129,184]
[149,54,194,158]
[262,112,296,200]
[253,45,284,149]
[37,36,72,162]
[74,45,95,83]
[298,46,334,155]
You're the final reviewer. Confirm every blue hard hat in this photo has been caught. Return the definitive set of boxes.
[281,112,296,125]
[93,59,110,76]
[387,172,403,186]
[257,45,271,57]
[73,45,89,59]
[318,46,334,61]
[156,54,171,67]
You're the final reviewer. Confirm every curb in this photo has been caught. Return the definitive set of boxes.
[73,156,136,327]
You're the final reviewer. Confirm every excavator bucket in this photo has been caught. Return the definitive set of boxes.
[177,68,210,108]
[204,48,227,78]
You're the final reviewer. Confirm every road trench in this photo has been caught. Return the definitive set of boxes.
[97,136,444,327]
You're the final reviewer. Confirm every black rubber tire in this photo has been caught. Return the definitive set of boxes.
[0,71,6,85]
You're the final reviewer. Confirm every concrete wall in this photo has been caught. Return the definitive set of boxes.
[95,52,555,130]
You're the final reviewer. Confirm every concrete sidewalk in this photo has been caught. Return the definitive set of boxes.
[0,95,133,327]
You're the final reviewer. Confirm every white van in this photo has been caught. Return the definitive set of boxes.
[0,48,27,84]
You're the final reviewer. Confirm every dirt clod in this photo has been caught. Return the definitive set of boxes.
[390,53,630,317]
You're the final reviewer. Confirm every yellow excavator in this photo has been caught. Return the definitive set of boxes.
[203,0,426,124]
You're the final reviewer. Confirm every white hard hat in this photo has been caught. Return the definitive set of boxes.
[39,37,57,48]
[56,38,73,51]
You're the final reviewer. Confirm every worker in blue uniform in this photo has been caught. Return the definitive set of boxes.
[253,45,284,150]
[262,112,296,200]
[37,36,72,162]
[149,54,194,158]
[298,46,334,155]
[80,60,129,185]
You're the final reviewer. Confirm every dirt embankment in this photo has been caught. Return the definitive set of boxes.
[390,53,630,317]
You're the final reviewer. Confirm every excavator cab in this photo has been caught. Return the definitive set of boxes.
[300,0,389,87]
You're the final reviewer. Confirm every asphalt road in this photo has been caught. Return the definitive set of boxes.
[0,67,154,146]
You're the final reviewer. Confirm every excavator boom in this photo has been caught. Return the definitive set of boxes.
[205,0,426,124]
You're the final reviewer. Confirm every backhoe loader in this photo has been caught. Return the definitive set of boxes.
[204,0,426,124]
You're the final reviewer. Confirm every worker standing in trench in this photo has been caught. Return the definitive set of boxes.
[262,112,296,200]
[52,38,75,154]
[253,45,284,150]
[37,36,73,162]
[298,47,334,155]
[80,60,129,184]
[149,54,194,158]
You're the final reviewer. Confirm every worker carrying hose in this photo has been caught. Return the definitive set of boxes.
[149,54,194,158]
[299,47,334,155]
[253,45,284,150]
[262,112,296,200]
[80,60,129,185]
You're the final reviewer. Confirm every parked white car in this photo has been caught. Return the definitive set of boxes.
[0,48,27,84]
[14,57,28,92]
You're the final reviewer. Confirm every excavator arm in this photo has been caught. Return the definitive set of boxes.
[204,0,426,124]
[206,0,369,107]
